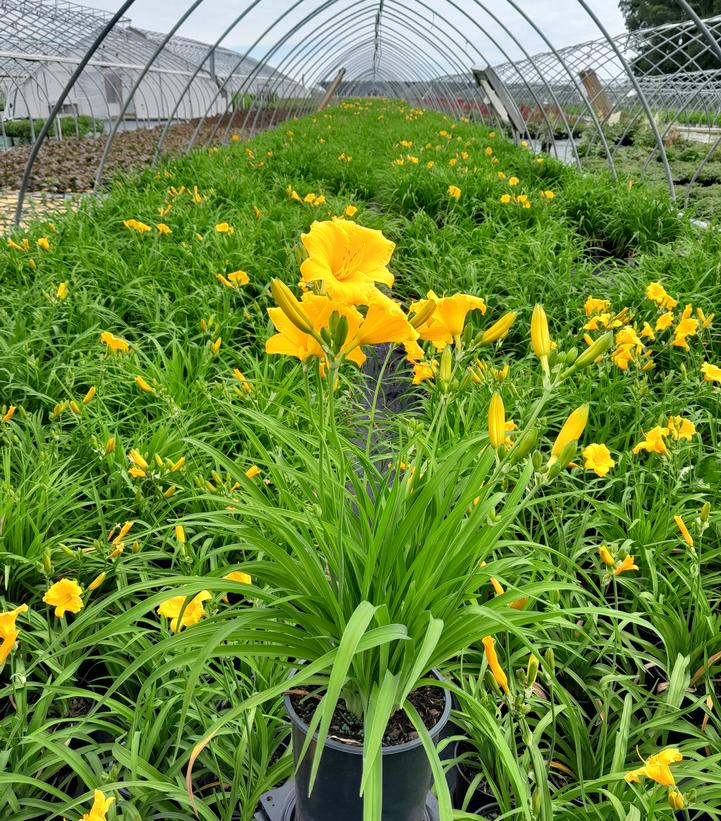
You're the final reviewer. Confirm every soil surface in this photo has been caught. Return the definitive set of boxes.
[288,681,446,747]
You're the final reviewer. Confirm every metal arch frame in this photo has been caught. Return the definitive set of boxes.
[310,36,464,117]
[307,33,467,117]
[297,25,468,117]
[14,0,137,225]
[572,0,675,197]
[232,0,553,144]
[236,2,482,133]
[441,0,580,164]
[673,0,721,66]
[161,0,335,159]
[231,0,490,127]
[488,0,614,176]
[151,0,268,163]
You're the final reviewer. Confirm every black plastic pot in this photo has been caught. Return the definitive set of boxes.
[283,682,451,821]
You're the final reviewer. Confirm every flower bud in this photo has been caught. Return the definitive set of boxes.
[88,572,106,591]
[530,304,551,359]
[270,278,315,335]
[439,345,453,387]
[668,790,685,811]
[544,647,555,673]
[42,549,52,574]
[510,425,538,463]
[526,654,539,687]
[550,405,589,459]
[574,331,613,370]
[479,311,517,345]
[488,392,506,450]
[410,299,436,330]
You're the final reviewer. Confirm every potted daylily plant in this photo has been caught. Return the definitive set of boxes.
[185,219,611,820]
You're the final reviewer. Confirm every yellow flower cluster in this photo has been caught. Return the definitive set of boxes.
[632,416,696,457]
[583,283,712,372]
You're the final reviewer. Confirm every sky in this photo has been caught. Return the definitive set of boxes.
[83,0,628,75]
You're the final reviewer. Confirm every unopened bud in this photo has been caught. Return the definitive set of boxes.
[544,647,555,673]
[439,345,453,386]
[510,425,538,463]
[408,309,433,351]
[526,654,539,687]
[42,549,52,574]
[573,331,613,370]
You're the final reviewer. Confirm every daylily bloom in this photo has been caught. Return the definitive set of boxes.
[645,282,677,310]
[56,281,68,300]
[412,361,437,384]
[175,525,186,543]
[43,579,83,617]
[582,443,615,477]
[157,591,212,632]
[128,449,148,470]
[673,305,698,351]
[233,368,252,392]
[410,290,486,349]
[508,177,519,186]
[2,406,16,423]
[448,185,461,199]
[134,376,154,393]
[123,219,152,233]
[701,361,721,382]
[625,747,682,787]
[36,237,50,250]
[480,311,517,344]
[266,293,363,369]
[299,219,395,306]
[156,223,172,234]
[613,555,639,576]
[100,332,130,352]
[499,194,511,204]
[632,426,669,456]
[674,514,694,547]
[79,789,114,821]
[215,223,235,234]
[88,572,106,592]
[655,311,674,331]
[0,604,28,665]
[667,415,695,441]
[225,570,252,585]
[584,297,611,316]
[481,635,510,695]
[344,205,358,217]
[531,304,551,360]
[245,465,261,478]
[599,545,615,566]
[640,322,655,340]
[668,790,685,810]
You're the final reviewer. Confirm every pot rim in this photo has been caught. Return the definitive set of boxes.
[283,669,451,757]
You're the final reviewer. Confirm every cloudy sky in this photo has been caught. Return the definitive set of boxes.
[85,0,627,74]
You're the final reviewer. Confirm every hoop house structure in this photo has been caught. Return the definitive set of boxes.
[2,0,721,224]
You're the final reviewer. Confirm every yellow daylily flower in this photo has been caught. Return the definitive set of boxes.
[100,332,130,352]
[157,591,212,633]
[79,789,115,821]
[0,604,28,665]
[582,443,615,477]
[43,579,83,617]
[410,290,486,350]
[300,219,395,306]
[481,635,510,695]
